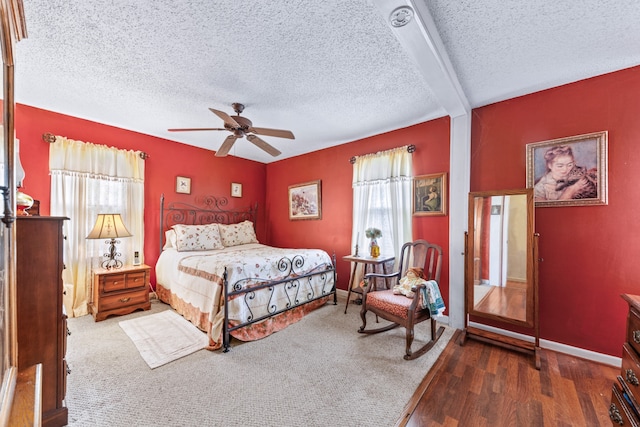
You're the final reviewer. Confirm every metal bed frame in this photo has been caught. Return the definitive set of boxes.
[159,194,337,352]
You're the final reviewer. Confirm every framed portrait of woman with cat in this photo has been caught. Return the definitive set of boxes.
[526,131,608,207]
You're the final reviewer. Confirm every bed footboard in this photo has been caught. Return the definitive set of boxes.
[222,253,337,352]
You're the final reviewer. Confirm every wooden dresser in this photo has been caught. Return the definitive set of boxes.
[89,264,151,321]
[610,294,640,425]
[16,216,68,427]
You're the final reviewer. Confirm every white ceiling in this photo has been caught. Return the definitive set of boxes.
[14,0,640,163]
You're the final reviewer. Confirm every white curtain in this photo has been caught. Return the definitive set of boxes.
[351,146,413,283]
[49,137,145,317]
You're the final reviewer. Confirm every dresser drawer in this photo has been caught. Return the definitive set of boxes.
[100,271,147,293]
[628,307,640,356]
[99,288,149,311]
[611,379,640,426]
[622,344,640,396]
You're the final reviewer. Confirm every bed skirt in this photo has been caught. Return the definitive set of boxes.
[156,283,330,350]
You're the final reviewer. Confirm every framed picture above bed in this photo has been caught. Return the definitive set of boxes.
[176,176,191,194]
[288,180,322,220]
[231,182,242,198]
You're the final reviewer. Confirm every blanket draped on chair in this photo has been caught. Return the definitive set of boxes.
[420,280,446,317]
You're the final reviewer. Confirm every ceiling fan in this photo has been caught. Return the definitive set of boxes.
[168,103,295,157]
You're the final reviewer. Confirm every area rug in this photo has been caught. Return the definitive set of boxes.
[119,309,208,369]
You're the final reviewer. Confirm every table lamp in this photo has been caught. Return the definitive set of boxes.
[86,213,132,269]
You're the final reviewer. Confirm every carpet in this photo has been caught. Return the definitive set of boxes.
[119,309,209,369]
[66,299,454,427]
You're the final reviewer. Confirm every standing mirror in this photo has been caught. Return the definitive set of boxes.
[462,188,540,368]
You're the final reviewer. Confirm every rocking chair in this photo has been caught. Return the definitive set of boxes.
[358,239,445,360]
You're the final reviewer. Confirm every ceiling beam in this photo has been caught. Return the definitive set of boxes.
[372,0,470,117]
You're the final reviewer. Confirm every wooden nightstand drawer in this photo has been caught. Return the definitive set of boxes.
[99,288,149,312]
[101,271,147,293]
[90,264,151,321]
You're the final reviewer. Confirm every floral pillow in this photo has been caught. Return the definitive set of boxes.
[218,220,258,247]
[172,223,224,252]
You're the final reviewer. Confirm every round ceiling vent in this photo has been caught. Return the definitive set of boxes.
[390,6,414,28]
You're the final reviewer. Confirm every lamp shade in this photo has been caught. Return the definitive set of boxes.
[86,214,132,239]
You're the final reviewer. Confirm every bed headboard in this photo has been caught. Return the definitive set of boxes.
[159,193,258,252]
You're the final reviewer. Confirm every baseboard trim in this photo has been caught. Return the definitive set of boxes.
[468,321,621,368]
[336,288,348,299]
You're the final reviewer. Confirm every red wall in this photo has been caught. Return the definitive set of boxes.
[16,104,451,310]
[20,61,637,358]
[471,65,640,357]
[265,117,451,307]
[15,104,268,286]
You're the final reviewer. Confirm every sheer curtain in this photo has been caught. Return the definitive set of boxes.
[352,146,413,280]
[49,136,145,317]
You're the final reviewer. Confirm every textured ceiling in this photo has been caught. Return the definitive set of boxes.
[14,0,640,163]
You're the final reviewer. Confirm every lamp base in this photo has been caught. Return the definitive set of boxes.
[102,238,124,269]
[101,258,124,270]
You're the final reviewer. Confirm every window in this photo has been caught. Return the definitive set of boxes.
[49,137,145,317]
[352,146,413,262]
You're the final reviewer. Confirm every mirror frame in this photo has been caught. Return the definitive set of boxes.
[465,188,536,328]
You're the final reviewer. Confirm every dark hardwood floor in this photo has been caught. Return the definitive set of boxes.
[398,330,618,426]
[474,286,527,323]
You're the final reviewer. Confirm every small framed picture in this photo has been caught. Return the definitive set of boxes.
[413,173,447,216]
[231,182,242,198]
[526,131,608,207]
[288,180,322,220]
[176,176,191,194]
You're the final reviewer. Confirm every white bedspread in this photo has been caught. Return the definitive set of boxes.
[155,243,334,343]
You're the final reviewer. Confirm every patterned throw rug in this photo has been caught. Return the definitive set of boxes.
[66,299,454,427]
[119,310,209,369]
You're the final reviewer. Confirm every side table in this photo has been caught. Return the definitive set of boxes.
[89,264,151,321]
[343,254,395,313]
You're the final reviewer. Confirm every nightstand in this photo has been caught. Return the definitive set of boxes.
[89,264,151,321]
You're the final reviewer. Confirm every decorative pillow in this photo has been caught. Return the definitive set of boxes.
[218,220,258,247]
[172,223,224,251]
[162,229,178,250]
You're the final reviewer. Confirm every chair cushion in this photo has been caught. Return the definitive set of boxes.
[367,289,417,318]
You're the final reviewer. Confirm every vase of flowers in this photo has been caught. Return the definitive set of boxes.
[365,227,382,257]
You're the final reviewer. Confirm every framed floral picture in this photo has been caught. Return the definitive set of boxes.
[288,180,322,220]
[526,131,608,207]
[413,173,447,216]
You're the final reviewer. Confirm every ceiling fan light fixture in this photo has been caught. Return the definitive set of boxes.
[169,103,294,158]
[390,6,413,28]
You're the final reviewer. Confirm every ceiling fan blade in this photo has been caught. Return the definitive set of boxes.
[249,127,295,139]
[215,135,238,157]
[168,128,227,132]
[246,134,282,157]
[209,108,240,128]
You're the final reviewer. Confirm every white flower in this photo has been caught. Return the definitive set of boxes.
[365,228,382,239]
